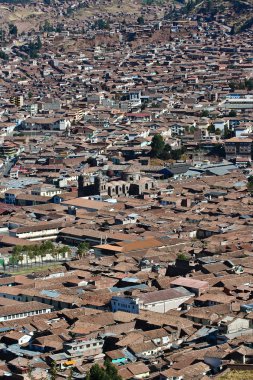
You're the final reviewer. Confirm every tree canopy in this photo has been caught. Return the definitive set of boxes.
[150,134,165,158]
[0,51,9,61]
[137,16,145,25]
[247,176,253,192]
[150,134,185,160]
[93,19,109,30]
[86,360,122,380]
[77,242,90,258]
[9,23,18,37]
[9,241,71,268]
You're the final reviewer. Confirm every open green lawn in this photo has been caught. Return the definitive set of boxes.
[10,263,63,275]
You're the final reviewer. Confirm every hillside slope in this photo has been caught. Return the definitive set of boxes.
[1,0,253,34]
[177,0,253,32]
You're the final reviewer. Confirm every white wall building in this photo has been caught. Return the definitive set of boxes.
[111,287,193,314]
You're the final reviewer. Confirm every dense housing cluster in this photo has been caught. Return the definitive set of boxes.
[0,0,253,379]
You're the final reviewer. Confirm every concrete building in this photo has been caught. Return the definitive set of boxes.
[0,301,53,322]
[225,137,252,163]
[64,337,104,359]
[111,287,193,314]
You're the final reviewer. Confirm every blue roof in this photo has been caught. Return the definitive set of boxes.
[122,277,139,283]
[110,284,147,293]
[40,289,60,298]
[241,304,253,312]
[206,168,230,176]
[185,169,202,177]
[234,181,247,187]
[7,344,41,357]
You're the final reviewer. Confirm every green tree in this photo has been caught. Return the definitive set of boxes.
[137,16,145,25]
[94,19,109,30]
[28,245,36,266]
[201,109,209,117]
[22,245,32,267]
[38,245,47,265]
[189,125,195,134]
[10,245,24,267]
[177,252,189,261]
[17,252,24,266]
[43,20,53,32]
[208,124,215,134]
[86,361,122,380]
[0,51,9,61]
[208,144,226,158]
[160,143,172,160]
[229,81,236,91]
[86,363,105,380]
[11,241,71,269]
[49,361,58,380]
[170,149,182,160]
[9,23,18,37]
[104,359,122,380]
[36,36,42,50]
[150,134,165,158]
[0,29,6,42]
[51,248,58,262]
[57,245,71,260]
[77,242,90,259]
[238,81,246,90]
[228,110,237,117]
[12,245,23,258]
[41,240,54,253]
[184,0,197,13]
[206,0,212,12]
[26,39,41,59]
[245,79,253,91]
[223,126,234,139]
[143,0,154,4]
[40,241,57,262]
[9,253,18,268]
[247,176,253,192]
[230,25,236,35]
[56,23,64,33]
